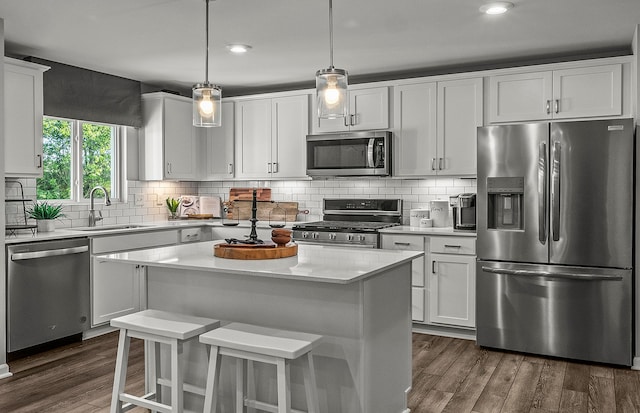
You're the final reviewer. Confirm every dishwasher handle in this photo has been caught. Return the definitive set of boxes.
[481,266,623,281]
[11,245,89,261]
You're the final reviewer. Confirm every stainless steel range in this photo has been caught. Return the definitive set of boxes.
[292,199,402,248]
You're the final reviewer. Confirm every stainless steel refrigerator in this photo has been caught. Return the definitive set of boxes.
[476,118,634,366]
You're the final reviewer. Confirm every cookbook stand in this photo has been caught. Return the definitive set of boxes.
[5,181,37,236]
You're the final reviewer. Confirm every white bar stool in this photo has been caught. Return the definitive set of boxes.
[199,323,322,413]
[110,309,220,413]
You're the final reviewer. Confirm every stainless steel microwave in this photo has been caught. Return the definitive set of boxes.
[306,131,391,177]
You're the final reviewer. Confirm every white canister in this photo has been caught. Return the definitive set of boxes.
[430,200,450,227]
[409,209,430,227]
[419,218,433,228]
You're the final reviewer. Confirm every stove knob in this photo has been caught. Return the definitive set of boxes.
[302,231,309,239]
[347,234,354,241]
[312,232,320,240]
[329,233,337,240]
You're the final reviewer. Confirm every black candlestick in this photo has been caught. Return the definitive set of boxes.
[247,189,260,243]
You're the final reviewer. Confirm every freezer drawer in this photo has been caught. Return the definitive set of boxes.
[476,261,632,366]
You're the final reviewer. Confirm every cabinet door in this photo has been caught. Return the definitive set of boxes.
[350,87,389,131]
[204,101,235,179]
[412,287,425,322]
[5,63,44,177]
[552,64,622,119]
[380,234,425,286]
[163,97,197,179]
[235,99,272,179]
[489,71,553,123]
[92,260,140,326]
[393,82,437,176]
[437,78,483,176]
[429,253,476,328]
[272,95,309,179]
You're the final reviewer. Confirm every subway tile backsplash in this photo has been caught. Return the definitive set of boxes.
[5,177,476,232]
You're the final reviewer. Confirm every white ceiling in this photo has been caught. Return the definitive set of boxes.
[0,0,638,96]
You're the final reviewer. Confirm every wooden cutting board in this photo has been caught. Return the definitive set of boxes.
[229,188,272,202]
[214,243,298,260]
[226,201,299,221]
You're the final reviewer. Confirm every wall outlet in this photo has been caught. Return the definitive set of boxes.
[134,194,144,207]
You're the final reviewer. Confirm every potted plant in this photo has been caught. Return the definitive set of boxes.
[165,197,181,219]
[27,201,65,232]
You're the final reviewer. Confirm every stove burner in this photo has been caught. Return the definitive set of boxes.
[292,220,398,232]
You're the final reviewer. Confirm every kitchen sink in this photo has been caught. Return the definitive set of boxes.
[72,224,147,232]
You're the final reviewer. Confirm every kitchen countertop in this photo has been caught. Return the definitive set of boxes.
[379,225,477,237]
[4,220,292,244]
[96,240,423,284]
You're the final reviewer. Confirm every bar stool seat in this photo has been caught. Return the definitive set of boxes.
[200,323,322,413]
[110,309,220,413]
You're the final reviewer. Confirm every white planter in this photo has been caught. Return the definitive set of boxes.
[36,219,56,232]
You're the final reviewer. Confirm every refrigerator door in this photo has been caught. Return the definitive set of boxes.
[476,260,632,366]
[477,123,549,263]
[550,119,633,268]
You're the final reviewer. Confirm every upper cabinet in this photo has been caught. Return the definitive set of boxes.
[310,86,389,133]
[4,58,49,177]
[488,63,622,123]
[139,92,198,180]
[235,94,309,180]
[393,77,482,177]
[202,101,235,180]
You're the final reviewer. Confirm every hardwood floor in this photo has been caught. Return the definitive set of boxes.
[1,331,639,412]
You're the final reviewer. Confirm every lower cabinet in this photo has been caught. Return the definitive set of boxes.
[91,260,144,326]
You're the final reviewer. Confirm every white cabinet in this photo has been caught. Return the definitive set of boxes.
[235,94,308,179]
[393,78,482,176]
[428,236,476,328]
[381,234,426,322]
[139,92,198,180]
[4,58,49,177]
[202,101,235,180]
[489,64,622,122]
[311,86,389,133]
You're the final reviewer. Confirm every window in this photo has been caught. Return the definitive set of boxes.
[38,116,123,202]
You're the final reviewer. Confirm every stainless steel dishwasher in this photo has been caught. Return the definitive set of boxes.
[7,237,90,355]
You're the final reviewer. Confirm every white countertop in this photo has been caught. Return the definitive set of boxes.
[96,240,423,284]
[379,226,476,237]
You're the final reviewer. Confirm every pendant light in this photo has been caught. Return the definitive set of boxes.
[193,0,221,127]
[316,0,348,119]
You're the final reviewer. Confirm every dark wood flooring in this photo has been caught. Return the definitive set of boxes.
[2,332,639,412]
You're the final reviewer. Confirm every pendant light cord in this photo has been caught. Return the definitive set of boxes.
[328,0,334,70]
[204,0,210,84]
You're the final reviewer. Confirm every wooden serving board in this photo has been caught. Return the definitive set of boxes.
[213,243,298,260]
[187,213,213,219]
[229,188,272,202]
[226,201,299,221]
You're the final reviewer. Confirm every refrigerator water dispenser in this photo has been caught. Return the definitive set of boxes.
[487,177,524,230]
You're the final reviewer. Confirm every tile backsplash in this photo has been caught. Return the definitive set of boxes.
[5,177,476,232]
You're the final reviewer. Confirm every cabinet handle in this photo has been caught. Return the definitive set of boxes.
[350,114,357,126]
[36,154,42,168]
[554,99,559,114]
[546,100,551,115]
[431,158,436,171]
[394,242,411,246]
[444,244,461,249]
[432,260,437,274]
[227,163,234,174]
[344,116,350,127]
[167,162,172,174]
[267,163,272,173]
[438,157,444,170]
[272,162,279,173]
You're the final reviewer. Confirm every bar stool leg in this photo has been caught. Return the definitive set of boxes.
[203,345,221,413]
[235,358,246,413]
[152,341,162,412]
[246,361,257,413]
[302,353,320,413]
[170,339,184,413]
[110,329,131,413]
[275,358,291,413]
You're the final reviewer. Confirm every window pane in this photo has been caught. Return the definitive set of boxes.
[37,118,72,200]
[82,123,113,199]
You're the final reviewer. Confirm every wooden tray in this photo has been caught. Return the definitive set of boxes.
[229,188,272,202]
[213,243,298,260]
[226,201,299,221]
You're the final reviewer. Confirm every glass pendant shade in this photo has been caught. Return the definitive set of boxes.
[316,67,348,119]
[192,83,221,127]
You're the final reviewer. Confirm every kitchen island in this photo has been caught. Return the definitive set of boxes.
[97,241,422,413]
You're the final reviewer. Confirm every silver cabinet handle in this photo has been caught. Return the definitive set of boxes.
[394,242,411,246]
[36,154,42,168]
[11,245,88,261]
[432,260,436,274]
[431,158,436,171]
[444,244,461,249]
[344,116,350,127]
[350,114,357,126]
[438,157,444,170]
[267,163,272,173]
[227,163,234,174]
[272,162,279,173]
[167,162,173,174]
[481,266,623,281]
[538,141,547,245]
[554,99,559,114]
[546,100,551,115]
[551,141,561,241]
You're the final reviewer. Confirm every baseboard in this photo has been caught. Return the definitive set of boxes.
[0,363,13,380]
[83,324,117,340]
[632,356,640,370]
[412,323,476,341]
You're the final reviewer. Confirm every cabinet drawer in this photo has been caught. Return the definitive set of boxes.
[91,230,178,254]
[430,236,476,255]
[381,234,424,251]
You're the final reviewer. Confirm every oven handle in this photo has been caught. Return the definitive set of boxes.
[481,266,623,281]
[11,245,89,261]
[295,240,377,249]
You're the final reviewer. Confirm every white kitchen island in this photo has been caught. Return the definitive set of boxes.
[97,241,422,413]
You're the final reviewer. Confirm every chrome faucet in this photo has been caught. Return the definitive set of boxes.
[88,186,112,226]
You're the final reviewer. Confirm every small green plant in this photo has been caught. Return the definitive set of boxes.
[165,197,181,216]
[27,201,65,220]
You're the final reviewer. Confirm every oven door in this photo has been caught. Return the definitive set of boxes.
[306,131,390,177]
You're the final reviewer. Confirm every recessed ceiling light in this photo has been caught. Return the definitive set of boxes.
[226,44,252,54]
[479,2,514,15]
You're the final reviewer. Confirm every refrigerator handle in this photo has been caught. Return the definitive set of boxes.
[552,141,561,241]
[538,141,547,245]
[481,266,623,281]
